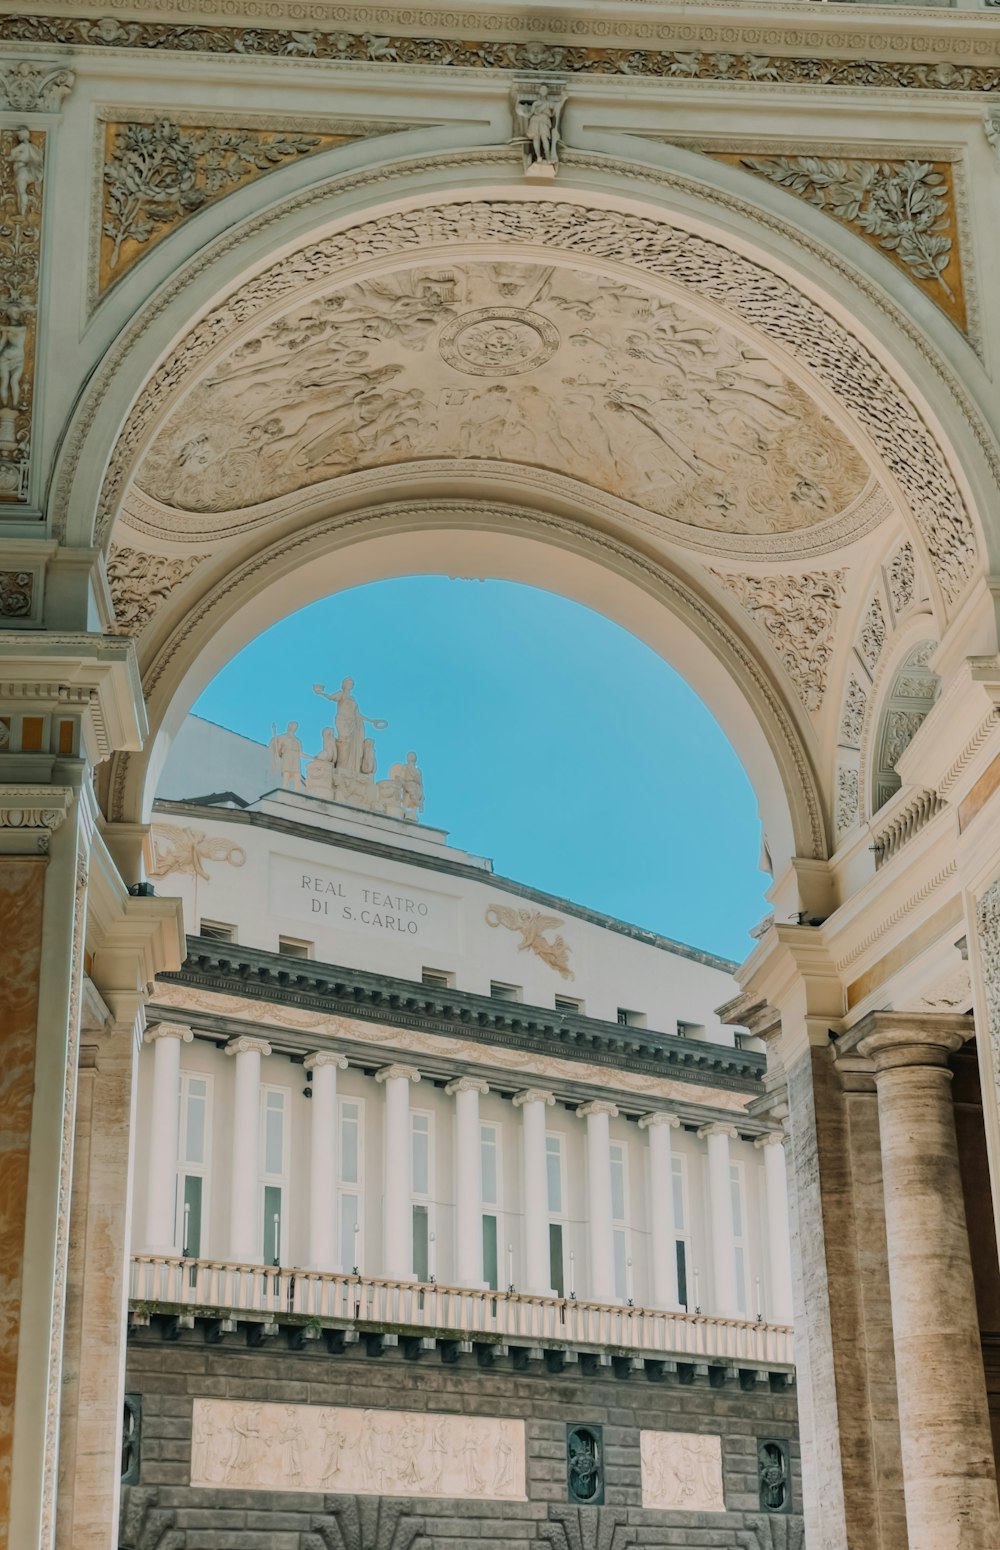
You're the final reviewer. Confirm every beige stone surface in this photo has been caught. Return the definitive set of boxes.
[639,1430,725,1511]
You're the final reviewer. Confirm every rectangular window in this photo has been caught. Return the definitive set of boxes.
[676,1239,689,1309]
[617,1007,646,1028]
[481,1123,499,1208]
[671,1154,691,1308]
[731,1162,748,1316]
[482,1213,499,1290]
[411,1111,431,1198]
[490,981,521,1002]
[200,919,236,942]
[176,1072,211,1260]
[610,1141,629,1301]
[263,1182,283,1266]
[262,1089,286,1179]
[555,995,582,1013]
[338,1097,363,1272]
[278,935,312,959]
[181,1174,203,1259]
[422,967,453,989]
[549,1222,565,1297]
[413,1203,430,1282]
[180,1073,209,1169]
[260,1087,287,1265]
[545,1133,563,1215]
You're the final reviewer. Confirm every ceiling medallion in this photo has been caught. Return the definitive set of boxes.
[439,306,559,377]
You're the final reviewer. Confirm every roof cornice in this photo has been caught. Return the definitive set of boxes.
[163,935,765,1094]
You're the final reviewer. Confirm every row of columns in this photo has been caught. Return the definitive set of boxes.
[142,1033,793,1316]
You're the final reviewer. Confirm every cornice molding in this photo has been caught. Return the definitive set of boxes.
[166,935,766,1093]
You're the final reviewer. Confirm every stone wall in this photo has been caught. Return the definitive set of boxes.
[122,1325,802,1549]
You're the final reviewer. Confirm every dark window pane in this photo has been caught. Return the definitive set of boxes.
[182,1174,202,1259]
[676,1239,688,1309]
[549,1222,565,1297]
[413,1204,429,1281]
[482,1214,499,1291]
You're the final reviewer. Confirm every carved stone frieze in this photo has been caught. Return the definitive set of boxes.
[858,592,887,676]
[98,199,977,604]
[0,60,73,114]
[486,904,574,979]
[107,546,205,636]
[98,118,371,297]
[639,1429,726,1511]
[839,677,867,748]
[718,154,965,333]
[0,124,45,505]
[1,15,999,93]
[975,877,1000,1110]
[713,569,844,713]
[888,542,916,615]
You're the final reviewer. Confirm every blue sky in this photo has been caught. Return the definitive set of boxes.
[193,578,769,961]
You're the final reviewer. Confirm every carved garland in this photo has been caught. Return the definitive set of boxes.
[107,499,827,860]
[94,198,978,606]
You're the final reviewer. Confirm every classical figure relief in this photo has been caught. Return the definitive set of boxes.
[723,155,964,332]
[713,569,845,713]
[136,262,870,550]
[147,823,247,880]
[99,119,355,293]
[190,1398,525,1500]
[639,1429,726,1512]
[0,124,44,503]
[269,722,304,792]
[485,903,574,980]
[512,81,565,176]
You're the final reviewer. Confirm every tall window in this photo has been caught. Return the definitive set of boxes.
[546,1132,566,1296]
[730,1162,748,1315]
[671,1154,690,1309]
[610,1140,630,1302]
[176,1072,211,1260]
[338,1097,363,1272]
[259,1087,287,1266]
[481,1122,501,1290]
[411,1110,433,1281]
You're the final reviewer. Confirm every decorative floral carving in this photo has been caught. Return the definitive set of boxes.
[101,120,333,288]
[100,199,977,602]
[888,543,916,614]
[0,125,45,505]
[1,14,999,94]
[976,879,1000,1091]
[734,156,961,325]
[714,570,844,712]
[839,677,867,748]
[0,569,32,617]
[307,1496,429,1550]
[485,902,574,979]
[540,1504,635,1550]
[858,593,887,675]
[882,708,926,768]
[836,766,859,834]
[107,545,205,636]
[0,60,73,113]
[148,823,246,879]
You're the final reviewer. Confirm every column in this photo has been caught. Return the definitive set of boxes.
[755,1131,794,1325]
[306,1051,348,1270]
[225,1036,271,1262]
[698,1122,739,1316]
[639,1112,681,1309]
[376,1064,420,1281]
[578,1100,618,1303]
[853,1013,1000,1550]
[141,1024,193,1252]
[513,1088,555,1294]
[446,1076,489,1288]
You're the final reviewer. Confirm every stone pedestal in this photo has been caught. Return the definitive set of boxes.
[854,1013,1000,1550]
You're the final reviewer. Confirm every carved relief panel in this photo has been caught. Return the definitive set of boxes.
[639,1429,725,1511]
[190,1399,525,1500]
[0,124,44,504]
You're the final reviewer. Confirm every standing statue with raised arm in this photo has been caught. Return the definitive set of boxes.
[512,81,565,175]
[312,676,388,778]
[269,720,304,792]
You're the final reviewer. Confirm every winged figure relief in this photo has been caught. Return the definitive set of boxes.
[148,823,247,881]
[485,903,574,980]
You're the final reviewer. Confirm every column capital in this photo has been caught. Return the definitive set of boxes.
[445,1076,489,1096]
[577,1099,618,1120]
[698,1122,739,1141]
[225,1035,271,1058]
[848,1011,972,1073]
[0,784,73,855]
[375,1063,420,1084]
[144,1022,193,1045]
[513,1087,555,1108]
[638,1111,681,1131]
[754,1130,786,1150]
[306,1050,348,1070]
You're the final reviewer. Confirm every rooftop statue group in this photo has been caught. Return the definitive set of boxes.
[268,677,424,822]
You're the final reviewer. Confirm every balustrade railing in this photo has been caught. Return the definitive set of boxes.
[129,1254,794,1367]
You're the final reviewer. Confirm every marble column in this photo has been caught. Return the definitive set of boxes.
[513,1088,555,1294]
[698,1122,739,1317]
[755,1131,794,1325]
[376,1064,421,1281]
[578,1100,618,1303]
[225,1036,272,1263]
[142,1023,193,1253]
[639,1112,681,1309]
[306,1052,348,1270]
[446,1076,489,1287]
[853,1013,1000,1550]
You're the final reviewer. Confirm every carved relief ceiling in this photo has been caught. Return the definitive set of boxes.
[134,262,874,553]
